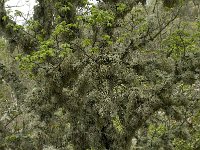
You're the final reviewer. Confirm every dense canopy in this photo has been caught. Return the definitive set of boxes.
[0,0,200,149]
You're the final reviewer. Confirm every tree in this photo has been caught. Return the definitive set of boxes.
[0,0,200,149]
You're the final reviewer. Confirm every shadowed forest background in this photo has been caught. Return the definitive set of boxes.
[0,0,200,149]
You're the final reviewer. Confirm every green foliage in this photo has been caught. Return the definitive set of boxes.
[14,10,22,17]
[116,3,127,13]
[1,0,200,149]
[88,6,115,27]
[16,39,72,71]
[112,115,124,134]
[163,29,198,59]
